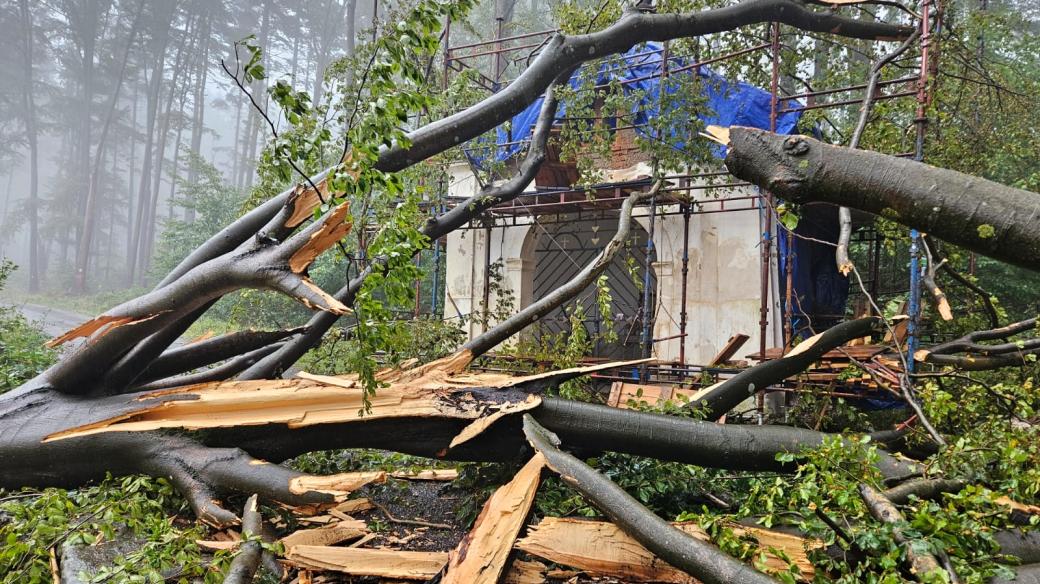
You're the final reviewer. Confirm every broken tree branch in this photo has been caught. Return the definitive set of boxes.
[238,79,566,379]
[523,414,779,584]
[102,302,218,392]
[921,237,953,321]
[882,478,966,504]
[36,202,352,395]
[724,127,1040,271]
[135,328,306,385]
[533,399,919,481]
[132,343,288,392]
[223,494,262,584]
[916,317,1040,370]
[859,483,948,582]
[686,317,885,420]
[938,260,1000,329]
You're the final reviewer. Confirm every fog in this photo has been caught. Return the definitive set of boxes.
[0,0,393,294]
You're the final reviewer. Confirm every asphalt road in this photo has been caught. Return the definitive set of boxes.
[6,301,91,338]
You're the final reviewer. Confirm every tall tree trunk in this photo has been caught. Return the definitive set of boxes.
[167,90,188,220]
[127,3,176,286]
[230,95,243,188]
[240,0,272,191]
[73,0,100,255]
[74,0,145,294]
[312,0,349,107]
[185,16,210,223]
[126,69,140,272]
[139,18,195,283]
[19,0,41,293]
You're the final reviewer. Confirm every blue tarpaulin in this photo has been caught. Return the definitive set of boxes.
[464,42,803,170]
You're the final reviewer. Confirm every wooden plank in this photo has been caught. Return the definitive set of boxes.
[283,547,448,580]
[709,333,750,366]
[441,454,546,584]
[516,517,819,582]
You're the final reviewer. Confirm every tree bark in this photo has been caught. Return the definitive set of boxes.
[523,414,779,584]
[724,127,1040,271]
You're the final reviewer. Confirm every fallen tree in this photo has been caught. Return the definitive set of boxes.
[722,126,1040,272]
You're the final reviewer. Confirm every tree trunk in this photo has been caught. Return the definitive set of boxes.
[185,16,210,223]
[139,16,195,283]
[127,2,176,286]
[723,127,1040,271]
[73,0,145,294]
[18,0,41,293]
[240,0,272,191]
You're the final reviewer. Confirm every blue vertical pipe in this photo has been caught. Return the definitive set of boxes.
[431,204,442,316]
[907,230,922,372]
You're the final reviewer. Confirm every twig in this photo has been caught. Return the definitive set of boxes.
[371,499,453,529]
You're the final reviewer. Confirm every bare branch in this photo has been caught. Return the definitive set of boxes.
[523,414,780,584]
[462,180,663,360]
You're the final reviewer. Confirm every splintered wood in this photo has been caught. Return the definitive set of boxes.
[284,546,448,580]
[280,519,368,548]
[43,374,534,442]
[288,471,386,499]
[284,178,331,228]
[44,359,644,443]
[46,313,161,347]
[441,454,546,584]
[502,559,548,584]
[390,469,459,481]
[516,517,820,582]
[288,202,352,273]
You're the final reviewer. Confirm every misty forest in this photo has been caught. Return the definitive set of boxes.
[1,0,1040,582]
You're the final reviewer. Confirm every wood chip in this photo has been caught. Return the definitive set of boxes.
[281,519,368,548]
[502,559,548,584]
[289,471,386,501]
[334,498,375,514]
[284,546,448,580]
[517,517,819,582]
[390,469,459,481]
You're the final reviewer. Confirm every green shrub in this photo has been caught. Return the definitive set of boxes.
[0,261,56,393]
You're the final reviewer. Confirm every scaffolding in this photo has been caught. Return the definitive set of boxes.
[424,3,941,409]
